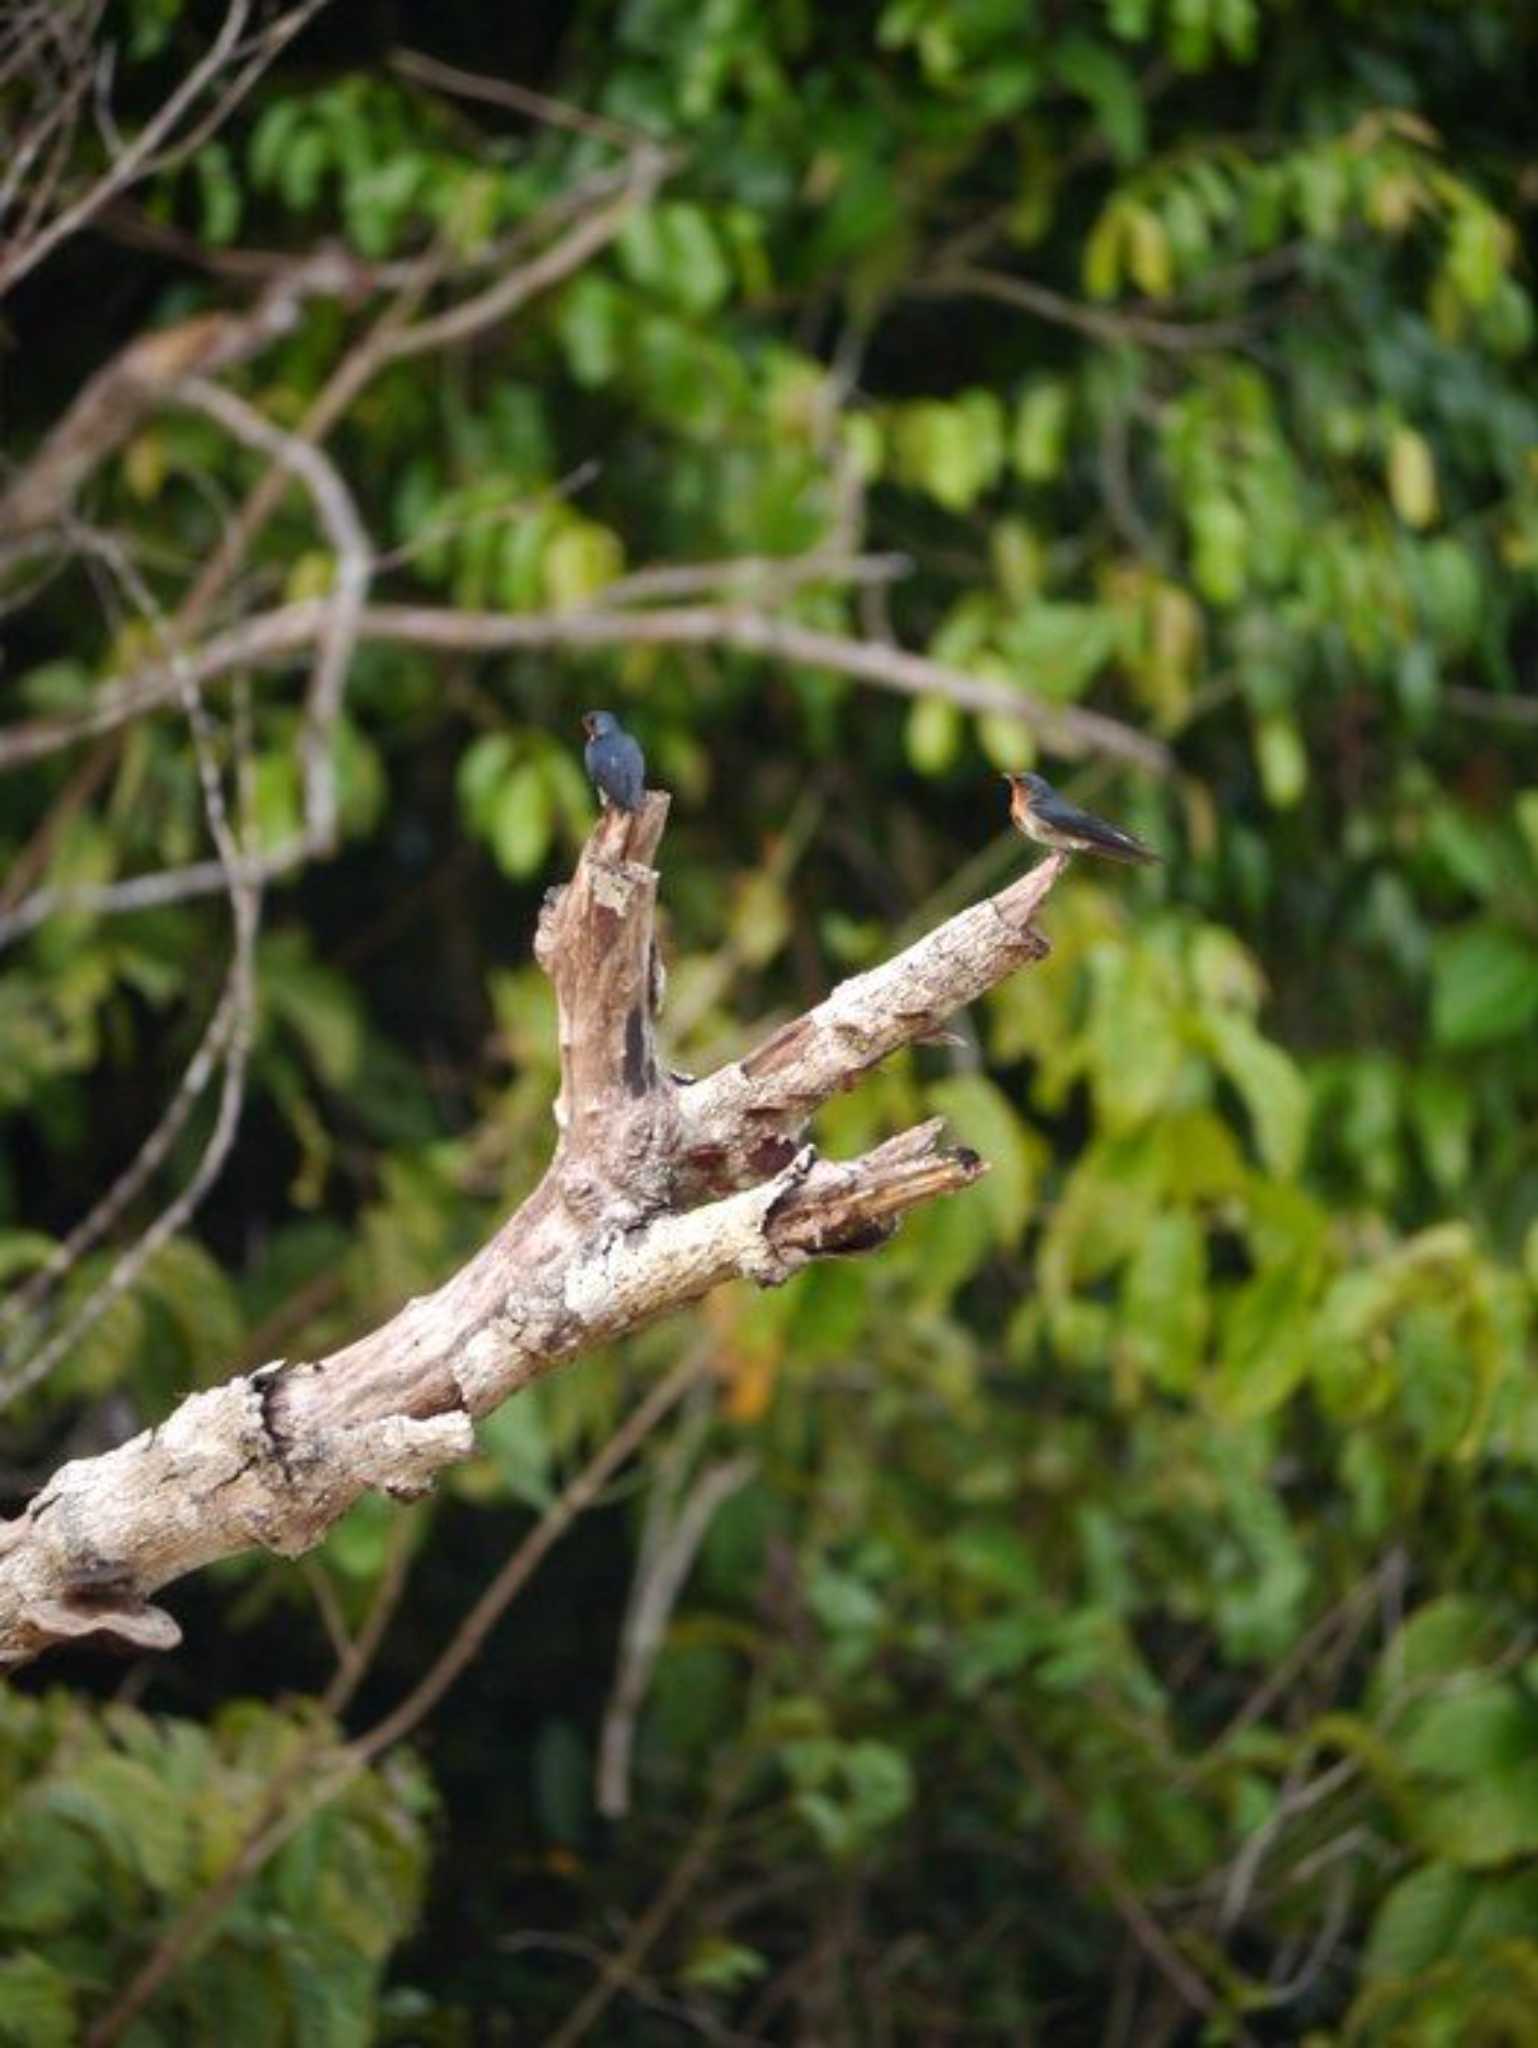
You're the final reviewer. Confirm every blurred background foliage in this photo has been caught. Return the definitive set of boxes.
[2,0,1538,2039]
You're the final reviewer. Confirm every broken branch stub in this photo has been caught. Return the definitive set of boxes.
[0,793,1062,1669]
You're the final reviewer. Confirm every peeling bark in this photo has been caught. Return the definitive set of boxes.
[0,795,1064,1669]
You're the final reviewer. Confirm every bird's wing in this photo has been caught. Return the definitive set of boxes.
[1095,821,1160,862]
[1058,801,1158,861]
[620,736,647,806]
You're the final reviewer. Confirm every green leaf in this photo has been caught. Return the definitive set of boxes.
[556,274,624,387]
[1011,381,1071,482]
[542,519,624,610]
[946,1522,1041,1598]
[678,1938,768,1992]
[0,1953,76,2048]
[489,763,553,878]
[891,393,1004,510]
[1214,1262,1312,1420]
[1084,946,1182,1133]
[262,936,363,1089]
[0,1811,102,1935]
[323,1493,397,1579]
[662,202,733,315]
[841,1739,914,1838]
[1190,494,1247,604]
[1001,603,1120,700]
[1253,714,1307,809]
[193,142,242,246]
[1396,1685,1538,1867]
[1120,1211,1208,1392]
[1363,1863,1474,1979]
[456,733,517,835]
[1371,1598,1505,1711]
[906,694,961,775]
[1388,426,1439,530]
[0,1232,58,1285]
[1409,1065,1473,1194]
[928,1073,1043,1245]
[1204,1011,1309,1178]
[1431,924,1538,1049]
[476,1389,554,1510]
[138,1237,243,1377]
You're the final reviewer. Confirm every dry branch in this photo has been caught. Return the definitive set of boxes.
[0,0,324,302]
[0,596,1168,783]
[0,261,344,538]
[0,795,1066,1670]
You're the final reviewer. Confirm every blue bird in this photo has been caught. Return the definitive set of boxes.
[1003,772,1159,865]
[582,710,646,813]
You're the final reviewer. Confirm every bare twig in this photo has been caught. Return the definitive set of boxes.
[597,1451,756,1817]
[368,140,672,362]
[911,265,1261,352]
[0,526,262,1407]
[0,0,254,299]
[988,1709,1249,2041]
[176,375,373,851]
[1442,684,1538,726]
[168,141,667,637]
[388,43,654,152]
[0,248,369,538]
[0,973,241,1347]
[599,551,912,608]
[0,598,1169,784]
[0,372,374,956]
[543,1758,751,2048]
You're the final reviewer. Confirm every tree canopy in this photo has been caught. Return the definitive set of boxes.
[2,0,1537,2040]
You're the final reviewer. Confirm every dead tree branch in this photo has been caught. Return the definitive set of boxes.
[0,0,324,302]
[0,249,371,540]
[0,796,1065,1669]
[0,596,1168,789]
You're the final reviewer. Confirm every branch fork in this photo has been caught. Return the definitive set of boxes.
[0,794,1066,1668]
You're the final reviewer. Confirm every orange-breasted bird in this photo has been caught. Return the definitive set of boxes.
[1003,772,1159,864]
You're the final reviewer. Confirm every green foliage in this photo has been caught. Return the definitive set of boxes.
[3,0,1538,2037]
[0,1693,430,2045]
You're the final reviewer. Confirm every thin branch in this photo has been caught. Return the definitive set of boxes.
[597,1451,756,1818]
[0,848,289,951]
[176,375,373,851]
[0,973,239,1348]
[0,374,375,955]
[1442,684,1538,726]
[319,1504,420,1716]
[0,0,254,300]
[0,525,262,1406]
[0,599,1169,782]
[388,43,654,152]
[598,550,913,608]
[542,1758,750,2048]
[0,248,370,539]
[911,265,1262,352]
[988,1708,1248,2041]
[134,1,330,182]
[168,143,667,636]
[351,1346,713,1759]
[369,140,672,363]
